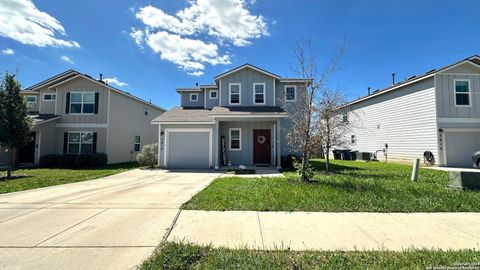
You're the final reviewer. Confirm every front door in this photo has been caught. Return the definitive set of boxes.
[18,132,36,164]
[253,129,271,165]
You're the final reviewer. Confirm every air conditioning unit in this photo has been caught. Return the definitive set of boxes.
[357,152,371,161]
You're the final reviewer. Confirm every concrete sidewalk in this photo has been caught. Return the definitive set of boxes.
[168,210,480,251]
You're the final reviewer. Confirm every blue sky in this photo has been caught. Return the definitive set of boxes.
[0,0,479,109]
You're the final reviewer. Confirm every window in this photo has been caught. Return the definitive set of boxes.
[134,136,141,152]
[253,83,265,104]
[209,90,218,99]
[229,83,241,105]
[70,92,95,114]
[25,95,37,104]
[454,79,471,106]
[144,106,149,116]
[285,85,296,101]
[351,135,356,145]
[190,93,198,102]
[229,128,241,151]
[342,112,348,123]
[43,93,56,101]
[68,132,93,154]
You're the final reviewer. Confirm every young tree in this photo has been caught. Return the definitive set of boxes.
[0,73,33,179]
[315,87,351,173]
[282,39,344,182]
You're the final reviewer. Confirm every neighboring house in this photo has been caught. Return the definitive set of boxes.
[152,64,310,169]
[0,70,165,166]
[343,55,480,167]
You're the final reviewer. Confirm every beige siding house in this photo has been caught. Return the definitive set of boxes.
[1,70,165,166]
[344,55,480,167]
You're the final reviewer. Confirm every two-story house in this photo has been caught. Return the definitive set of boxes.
[0,69,165,166]
[343,55,480,168]
[152,64,310,169]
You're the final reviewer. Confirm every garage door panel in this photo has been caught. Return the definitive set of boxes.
[445,132,480,167]
[168,132,210,169]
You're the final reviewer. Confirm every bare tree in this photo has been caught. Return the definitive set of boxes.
[315,87,352,173]
[282,39,344,182]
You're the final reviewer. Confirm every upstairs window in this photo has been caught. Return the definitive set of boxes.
[134,136,141,152]
[253,83,265,104]
[229,128,242,151]
[144,106,149,116]
[229,83,241,105]
[190,93,198,102]
[70,92,95,114]
[209,90,218,99]
[285,85,296,102]
[25,95,37,104]
[68,132,93,154]
[454,79,471,106]
[342,112,348,123]
[43,93,56,101]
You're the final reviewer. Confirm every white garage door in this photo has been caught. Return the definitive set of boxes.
[445,131,480,167]
[166,131,211,169]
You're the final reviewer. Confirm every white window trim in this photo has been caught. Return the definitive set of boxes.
[229,128,242,151]
[144,106,149,116]
[67,131,93,154]
[453,79,472,107]
[209,90,218,99]
[228,83,241,105]
[253,82,266,105]
[134,135,141,152]
[190,93,199,102]
[284,85,297,102]
[69,91,95,115]
[26,95,37,104]
[42,93,56,102]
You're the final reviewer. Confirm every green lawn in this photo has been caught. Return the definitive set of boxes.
[0,162,139,194]
[183,160,480,212]
[139,242,480,270]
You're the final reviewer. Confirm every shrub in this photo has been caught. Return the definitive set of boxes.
[74,154,92,168]
[57,154,76,168]
[293,157,315,181]
[91,153,108,167]
[39,154,58,168]
[136,143,158,168]
[281,155,297,169]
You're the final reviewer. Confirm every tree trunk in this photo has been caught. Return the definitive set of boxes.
[325,145,330,173]
[7,148,15,179]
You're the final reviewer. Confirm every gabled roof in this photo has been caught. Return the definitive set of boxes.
[214,63,282,80]
[343,55,480,108]
[24,70,166,112]
[45,73,166,112]
[25,69,79,91]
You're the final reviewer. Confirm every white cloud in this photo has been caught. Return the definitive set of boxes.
[131,0,268,76]
[103,77,128,87]
[1,48,14,55]
[0,0,79,48]
[60,55,74,64]
[146,31,230,72]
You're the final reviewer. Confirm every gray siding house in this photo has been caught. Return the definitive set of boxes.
[344,55,480,167]
[152,64,310,169]
[0,70,165,166]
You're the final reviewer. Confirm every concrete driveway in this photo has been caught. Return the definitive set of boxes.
[0,169,219,270]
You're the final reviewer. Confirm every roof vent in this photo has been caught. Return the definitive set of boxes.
[392,73,396,85]
[407,75,417,80]
[195,83,199,87]
[368,87,371,96]
[426,69,436,74]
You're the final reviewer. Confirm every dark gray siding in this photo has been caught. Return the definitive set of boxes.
[219,68,275,107]
[181,91,204,107]
[205,89,219,109]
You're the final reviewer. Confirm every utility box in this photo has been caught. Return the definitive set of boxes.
[449,171,480,190]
